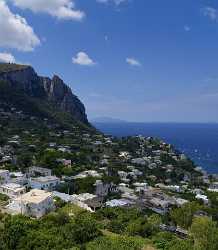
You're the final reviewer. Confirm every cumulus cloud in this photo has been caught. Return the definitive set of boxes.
[126,57,141,66]
[0,1,40,51]
[12,0,85,21]
[202,7,218,21]
[72,52,96,66]
[0,52,16,63]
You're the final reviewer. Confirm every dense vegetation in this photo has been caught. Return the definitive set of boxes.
[0,203,218,250]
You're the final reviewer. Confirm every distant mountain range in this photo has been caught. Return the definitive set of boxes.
[0,63,90,128]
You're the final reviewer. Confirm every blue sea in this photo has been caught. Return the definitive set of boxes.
[93,122,218,174]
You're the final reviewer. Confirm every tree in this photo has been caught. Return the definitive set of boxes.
[170,202,201,229]
[190,217,218,250]
[17,229,71,250]
[74,176,97,194]
[153,231,177,250]
[71,212,102,244]
[3,215,35,250]
[0,229,7,250]
[147,214,162,234]
[167,239,193,250]
[125,218,147,237]
[86,235,150,250]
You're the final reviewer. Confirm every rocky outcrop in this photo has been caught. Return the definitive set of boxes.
[40,75,88,124]
[0,64,88,124]
[0,65,45,97]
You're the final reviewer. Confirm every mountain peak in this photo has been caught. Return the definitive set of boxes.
[0,63,89,125]
[52,74,62,81]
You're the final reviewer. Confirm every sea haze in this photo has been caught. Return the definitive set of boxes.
[93,122,218,174]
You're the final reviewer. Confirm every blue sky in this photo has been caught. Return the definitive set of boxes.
[0,0,218,122]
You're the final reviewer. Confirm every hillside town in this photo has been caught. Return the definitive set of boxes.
[0,63,218,249]
[0,103,217,223]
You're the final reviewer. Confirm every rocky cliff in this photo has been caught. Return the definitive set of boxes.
[0,63,88,124]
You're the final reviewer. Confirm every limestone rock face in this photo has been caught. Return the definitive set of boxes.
[0,64,88,124]
[0,66,45,97]
[41,75,88,123]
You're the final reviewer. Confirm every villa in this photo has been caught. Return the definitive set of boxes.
[106,199,135,208]
[0,183,26,198]
[133,182,148,193]
[29,176,60,191]
[208,182,218,192]
[28,166,52,177]
[7,189,55,218]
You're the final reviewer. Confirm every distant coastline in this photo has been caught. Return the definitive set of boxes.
[93,122,218,174]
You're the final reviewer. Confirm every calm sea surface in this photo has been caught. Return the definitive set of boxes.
[93,122,218,174]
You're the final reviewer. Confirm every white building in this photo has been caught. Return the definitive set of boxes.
[133,182,148,193]
[175,198,189,207]
[73,170,102,179]
[29,176,60,191]
[118,171,128,179]
[52,191,94,212]
[52,191,74,202]
[28,167,52,177]
[0,170,10,184]
[195,194,209,205]
[0,183,26,198]
[7,189,55,218]
[131,158,146,166]
[208,182,218,192]
[106,199,134,208]
[119,151,131,159]
[72,193,101,211]
[9,172,28,186]
[94,180,118,197]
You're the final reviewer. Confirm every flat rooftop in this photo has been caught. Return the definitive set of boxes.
[29,166,51,172]
[0,169,9,174]
[31,176,59,183]
[1,183,25,192]
[15,189,52,204]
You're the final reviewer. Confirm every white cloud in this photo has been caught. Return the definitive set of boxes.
[0,52,16,63]
[126,57,141,66]
[0,1,40,51]
[72,52,96,66]
[96,0,128,6]
[202,7,218,21]
[184,25,191,32]
[12,0,85,21]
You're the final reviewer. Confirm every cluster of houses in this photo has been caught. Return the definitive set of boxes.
[1,141,217,212]
[0,167,60,217]
[0,105,217,220]
[1,160,217,219]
